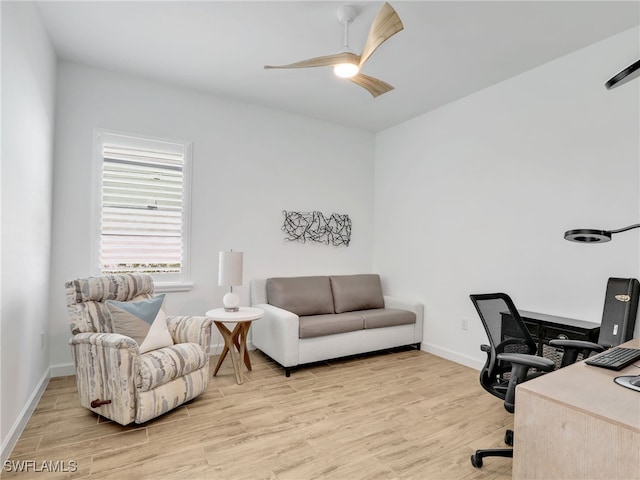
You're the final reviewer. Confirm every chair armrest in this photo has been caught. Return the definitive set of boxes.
[548,339,605,367]
[497,353,554,414]
[498,352,555,372]
[250,303,300,368]
[480,344,496,375]
[167,315,213,350]
[548,339,603,351]
[69,332,139,353]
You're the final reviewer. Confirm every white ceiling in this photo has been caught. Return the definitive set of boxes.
[36,1,640,132]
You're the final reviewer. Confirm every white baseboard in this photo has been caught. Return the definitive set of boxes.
[50,363,75,377]
[1,369,50,464]
[421,342,484,371]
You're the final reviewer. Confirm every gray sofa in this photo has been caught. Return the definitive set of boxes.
[250,274,424,376]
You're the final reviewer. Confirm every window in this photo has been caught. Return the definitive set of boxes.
[95,130,192,290]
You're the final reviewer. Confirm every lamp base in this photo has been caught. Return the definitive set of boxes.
[222,292,240,312]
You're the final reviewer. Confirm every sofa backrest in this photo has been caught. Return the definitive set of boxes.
[254,274,386,316]
[330,274,385,313]
[266,276,335,316]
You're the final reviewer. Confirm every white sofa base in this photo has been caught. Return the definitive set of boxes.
[298,323,420,365]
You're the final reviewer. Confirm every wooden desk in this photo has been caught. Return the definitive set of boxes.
[513,337,640,480]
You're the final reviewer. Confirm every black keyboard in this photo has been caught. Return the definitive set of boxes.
[585,347,640,371]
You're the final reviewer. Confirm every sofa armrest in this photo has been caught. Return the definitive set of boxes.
[250,303,300,368]
[167,315,213,351]
[384,295,424,345]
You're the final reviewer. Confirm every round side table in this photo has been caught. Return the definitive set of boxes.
[205,307,264,384]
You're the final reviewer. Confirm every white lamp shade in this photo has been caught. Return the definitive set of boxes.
[218,251,243,287]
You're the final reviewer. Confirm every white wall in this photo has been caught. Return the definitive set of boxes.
[374,27,640,369]
[49,62,375,369]
[1,2,57,461]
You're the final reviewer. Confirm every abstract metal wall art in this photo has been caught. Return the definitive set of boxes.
[282,210,351,246]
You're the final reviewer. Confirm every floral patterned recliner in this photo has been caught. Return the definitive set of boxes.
[65,273,212,425]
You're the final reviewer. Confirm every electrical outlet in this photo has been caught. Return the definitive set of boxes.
[41,331,45,349]
[461,317,469,330]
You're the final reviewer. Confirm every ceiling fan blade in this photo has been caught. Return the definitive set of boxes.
[265,52,360,70]
[349,73,394,98]
[359,2,404,67]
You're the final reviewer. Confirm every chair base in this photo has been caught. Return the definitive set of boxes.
[504,428,513,446]
[471,429,514,468]
[470,448,513,468]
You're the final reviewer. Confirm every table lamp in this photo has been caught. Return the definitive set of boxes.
[218,250,243,312]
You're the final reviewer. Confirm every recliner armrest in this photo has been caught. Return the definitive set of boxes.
[69,332,138,425]
[69,332,138,352]
[167,315,213,350]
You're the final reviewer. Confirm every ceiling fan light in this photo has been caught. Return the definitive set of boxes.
[333,63,359,78]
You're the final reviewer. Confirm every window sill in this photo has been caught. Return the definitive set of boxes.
[154,282,194,293]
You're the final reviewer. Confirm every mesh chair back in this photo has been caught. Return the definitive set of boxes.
[470,293,537,395]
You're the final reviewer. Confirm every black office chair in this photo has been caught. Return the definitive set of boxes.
[468,293,603,468]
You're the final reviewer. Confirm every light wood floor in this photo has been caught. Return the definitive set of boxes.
[5,348,513,479]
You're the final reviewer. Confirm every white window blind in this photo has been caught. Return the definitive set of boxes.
[99,135,189,279]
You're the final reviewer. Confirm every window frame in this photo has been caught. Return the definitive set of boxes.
[92,129,193,292]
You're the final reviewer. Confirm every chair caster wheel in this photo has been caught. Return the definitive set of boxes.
[505,430,514,446]
[470,453,483,468]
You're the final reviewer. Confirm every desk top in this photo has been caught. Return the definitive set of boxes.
[518,310,600,330]
[517,337,640,432]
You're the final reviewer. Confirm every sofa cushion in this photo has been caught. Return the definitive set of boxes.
[137,342,208,391]
[267,276,334,316]
[299,313,364,339]
[330,274,385,313]
[360,308,416,329]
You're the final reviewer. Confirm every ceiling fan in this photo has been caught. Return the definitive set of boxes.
[264,2,403,98]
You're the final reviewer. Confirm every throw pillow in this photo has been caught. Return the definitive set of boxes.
[106,294,173,354]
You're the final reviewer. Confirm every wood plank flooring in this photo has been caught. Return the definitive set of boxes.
[5,348,513,479]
